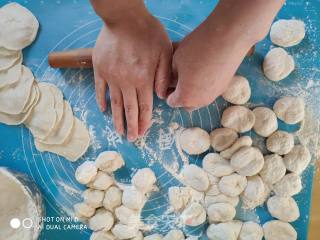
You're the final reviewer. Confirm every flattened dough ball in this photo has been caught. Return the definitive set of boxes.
[202,153,234,177]
[263,48,294,81]
[221,106,255,133]
[218,173,247,197]
[163,229,185,240]
[210,128,238,152]
[132,168,156,193]
[82,189,104,208]
[207,223,237,240]
[222,75,251,104]
[267,195,299,222]
[242,176,265,203]
[259,154,286,184]
[88,208,114,231]
[253,107,278,137]
[74,202,96,218]
[180,202,206,226]
[95,151,125,173]
[273,173,302,197]
[220,136,253,159]
[181,164,209,192]
[273,96,305,124]
[239,221,263,240]
[207,202,236,222]
[0,48,22,71]
[112,223,140,240]
[266,131,294,155]
[122,186,146,210]
[179,127,210,155]
[283,145,311,174]
[103,186,123,211]
[87,171,114,191]
[75,161,97,185]
[263,220,297,240]
[270,19,305,47]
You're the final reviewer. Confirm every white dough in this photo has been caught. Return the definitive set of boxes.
[163,229,185,240]
[241,176,265,204]
[222,75,251,104]
[267,195,299,222]
[168,186,191,212]
[82,189,104,208]
[115,205,141,225]
[74,202,95,218]
[0,48,22,73]
[112,223,140,240]
[206,223,237,240]
[273,96,305,124]
[90,231,116,240]
[230,147,264,176]
[220,136,253,159]
[273,173,302,197]
[266,130,294,155]
[179,127,210,155]
[259,154,286,184]
[253,107,278,137]
[239,221,263,240]
[132,168,156,193]
[270,19,305,47]
[75,161,98,185]
[88,171,114,191]
[209,128,238,152]
[47,83,64,125]
[103,186,123,211]
[202,153,234,177]
[122,186,146,210]
[204,194,239,208]
[95,151,125,173]
[144,234,163,240]
[218,173,247,197]
[263,48,294,81]
[180,202,206,226]
[88,208,114,231]
[131,231,144,240]
[35,117,91,161]
[283,145,311,174]
[0,3,39,50]
[181,164,210,192]
[263,220,297,240]
[207,202,236,223]
[221,106,255,133]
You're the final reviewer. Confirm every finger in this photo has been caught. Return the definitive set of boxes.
[172,41,179,52]
[109,85,125,136]
[122,88,139,142]
[155,51,172,99]
[166,81,185,108]
[137,87,153,136]
[93,68,107,112]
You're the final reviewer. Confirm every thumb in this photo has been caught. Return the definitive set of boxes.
[155,51,172,99]
[166,85,185,108]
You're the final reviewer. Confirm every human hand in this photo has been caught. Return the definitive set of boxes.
[92,10,172,142]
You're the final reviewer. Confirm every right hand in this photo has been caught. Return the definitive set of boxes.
[92,11,172,142]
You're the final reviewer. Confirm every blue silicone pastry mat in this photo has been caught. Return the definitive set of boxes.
[0,0,319,239]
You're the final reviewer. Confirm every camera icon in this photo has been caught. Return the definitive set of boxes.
[10,218,34,229]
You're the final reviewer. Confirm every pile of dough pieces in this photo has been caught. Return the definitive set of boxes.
[173,74,309,239]
[0,3,90,161]
[263,19,306,81]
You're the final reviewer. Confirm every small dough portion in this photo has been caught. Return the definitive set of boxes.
[112,223,140,240]
[242,176,265,204]
[144,234,163,240]
[87,171,114,191]
[259,154,286,184]
[221,106,255,133]
[283,145,311,174]
[239,221,263,240]
[95,151,125,173]
[181,164,209,192]
[263,48,294,81]
[253,107,278,137]
[263,220,297,240]
[207,223,237,240]
[163,229,185,240]
[267,196,300,222]
[270,19,305,47]
[122,186,146,210]
[88,208,114,231]
[0,3,39,50]
[202,153,234,177]
[207,203,236,223]
[132,168,156,193]
[230,147,264,176]
[74,202,96,218]
[222,75,251,105]
[273,96,305,124]
[220,136,253,159]
[273,173,302,197]
[75,161,98,185]
[210,128,238,152]
[180,202,206,226]
[204,194,239,208]
[103,186,123,211]
[266,131,294,155]
[82,189,104,208]
[218,173,247,197]
[179,127,210,155]
[90,231,116,240]
[115,205,141,225]
[168,186,191,212]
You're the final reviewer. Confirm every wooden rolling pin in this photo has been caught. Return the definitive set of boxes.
[48,45,255,69]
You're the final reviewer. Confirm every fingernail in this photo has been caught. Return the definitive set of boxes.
[127,135,135,142]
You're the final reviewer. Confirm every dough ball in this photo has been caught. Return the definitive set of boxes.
[266,131,294,155]
[181,164,210,192]
[253,107,278,137]
[259,154,286,184]
[132,168,156,193]
[131,231,144,240]
[210,128,238,152]
[103,186,123,211]
[230,147,264,176]
[144,234,163,240]
[263,48,294,81]
[87,171,114,191]
[180,202,206,226]
[270,19,305,47]
[220,136,253,159]
[222,75,251,104]
[283,145,311,174]
[82,189,104,208]
[179,127,210,155]
[273,96,305,124]
[239,221,263,240]
[273,173,302,197]
[204,194,239,208]
[75,161,98,185]
[206,223,237,240]
[74,202,96,218]
[0,3,39,50]
[221,106,255,133]
[95,151,125,173]
[206,180,221,197]
[267,195,300,222]
[122,186,146,210]
[263,220,297,240]
[207,202,236,223]
[90,231,116,240]
[218,173,247,197]
[242,181,271,210]
[115,205,141,225]
[168,186,191,212]
[202,153,234,177]
[88,208,114,231]
[112,223,140,240]
[163,229,185,240]
[241,176,265,204]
